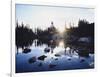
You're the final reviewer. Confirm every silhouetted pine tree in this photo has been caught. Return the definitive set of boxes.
[16,22,35,54]
[63,19,94,56]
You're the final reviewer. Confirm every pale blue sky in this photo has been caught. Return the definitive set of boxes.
[16,4,94,30]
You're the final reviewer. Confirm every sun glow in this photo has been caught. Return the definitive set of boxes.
[57,26,65,34]
[59,41,64,47]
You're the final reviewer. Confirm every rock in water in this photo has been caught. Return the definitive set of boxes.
[23,48,31,53]
[55,58,58,60]
[80,59,85,63]
[55,54,61,57]
[28,57,36,64]
[44,47,50,53]
[38,55,47,61]
[68,58,71,61]
[49,64,56,68]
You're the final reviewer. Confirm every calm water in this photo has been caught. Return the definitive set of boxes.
[16,42,94,73]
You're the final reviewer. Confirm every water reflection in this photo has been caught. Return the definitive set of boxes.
[17,38,91,59]
[59,40,64,47]
[16,38,94,73]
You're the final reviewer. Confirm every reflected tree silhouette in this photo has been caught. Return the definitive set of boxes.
[64,20,94,57]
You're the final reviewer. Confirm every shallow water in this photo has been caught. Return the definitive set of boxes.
[16,44,94,73]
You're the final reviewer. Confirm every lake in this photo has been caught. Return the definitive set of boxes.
[16,41,94,73]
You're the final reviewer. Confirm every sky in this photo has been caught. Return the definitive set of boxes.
[16,4,94,31]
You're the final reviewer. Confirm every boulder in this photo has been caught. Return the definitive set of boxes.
[44,47,50,53]
[38,55,47,61]
[28,56,36,64]
[55,54,61,57]
[23,48,31,53]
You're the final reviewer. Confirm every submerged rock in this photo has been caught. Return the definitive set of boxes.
[80,59,85,63]
[38,55,47,61]
[68,58,71,61]
[23,48,31,54]
[38,62,42,67]
[28,56,36,64]
[49,64,56,68]
[51,57,54,59]
[55,58,58,60]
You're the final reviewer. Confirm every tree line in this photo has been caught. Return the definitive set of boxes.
[16,20,94,54]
